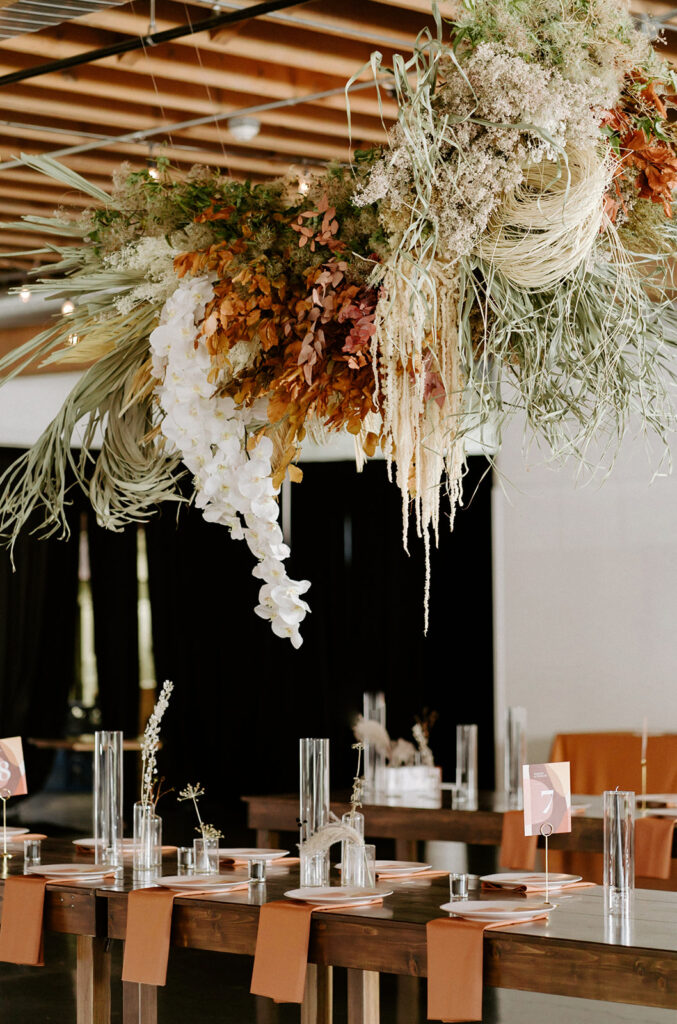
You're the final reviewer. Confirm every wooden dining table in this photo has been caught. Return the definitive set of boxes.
[3,840,677,1024]
[242,790,677,863]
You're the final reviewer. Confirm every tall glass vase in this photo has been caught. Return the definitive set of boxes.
[604,790,634,907]
[504,707,527,809]
[455,724,478,811]
[93,730,123,868]
[299,738,329,887]
[363,691,386,796]
[133,801,162,876]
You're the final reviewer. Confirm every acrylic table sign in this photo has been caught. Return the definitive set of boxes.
[0,736,27,876]
[522,761,572,903]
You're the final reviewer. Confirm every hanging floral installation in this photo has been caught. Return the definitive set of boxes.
[1,0,677,646]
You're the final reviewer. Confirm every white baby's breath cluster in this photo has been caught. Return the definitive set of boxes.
[356,43,608,261]
[105,236,182,317]
[140,679,174,807]
[149,275,311,647]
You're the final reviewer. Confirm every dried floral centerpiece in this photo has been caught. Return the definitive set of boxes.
[135,679,173,873]
[178,782,223,873]
[2,0,677,644]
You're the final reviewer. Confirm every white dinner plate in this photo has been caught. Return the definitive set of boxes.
[639,808,677,817]
[218,848,290,862]
[284,886,391,904]
[481,872,581,889]
[440,899,554,922]
[73,838,138,850]
[156,875,248,890]
[26,863,112,878]
[639,795,677,807]
[0,827,29,836]
[374,860,432,875]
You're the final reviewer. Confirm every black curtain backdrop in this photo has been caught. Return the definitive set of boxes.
[147,457,494,840]
[87,510,140,736]
[0,448,80,791]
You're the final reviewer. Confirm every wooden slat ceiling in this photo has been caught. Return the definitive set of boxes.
[0,0,674,269]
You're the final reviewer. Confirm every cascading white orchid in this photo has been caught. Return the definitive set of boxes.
[149,275,310,647]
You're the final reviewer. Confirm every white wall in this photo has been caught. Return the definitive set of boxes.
[493,417,677,781]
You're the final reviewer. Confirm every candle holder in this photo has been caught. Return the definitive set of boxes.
[604,790,634,907]
[299,738,330,886]
[93,731,123,868]
[455,724,478,811]
[363,692,386,795]
[504,707,527,810]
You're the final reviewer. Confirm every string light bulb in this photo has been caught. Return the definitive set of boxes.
[148,160,159,181]
[67,333,79,347]
[61,298,75,316]
[19,285,31,303]
[298,176,310,195]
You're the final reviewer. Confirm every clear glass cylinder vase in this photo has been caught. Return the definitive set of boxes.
[193,836,219,874]
[363,692,386,796]
[133,801,162,875]
[504,707,527,809]
[340,810,364,886]
[93,730,123,868]
[455,724,478,811]
[604,790,634,905]
[299,738,330,887]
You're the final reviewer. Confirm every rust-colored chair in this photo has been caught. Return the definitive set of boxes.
[549,732,677,883]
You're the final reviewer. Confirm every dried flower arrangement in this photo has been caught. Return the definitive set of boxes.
[2,0,677,644]
[177,782,224,842]
[140,680,173,808]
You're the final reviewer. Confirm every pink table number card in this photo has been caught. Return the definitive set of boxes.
[0,736,27,796]
[522,761,571,836]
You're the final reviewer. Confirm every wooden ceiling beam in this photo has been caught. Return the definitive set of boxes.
[0,26,399,121]
[157,0,431,47]
[76,0,412,80]
[0,79,389,146]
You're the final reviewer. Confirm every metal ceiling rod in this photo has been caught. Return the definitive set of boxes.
[0,0,314,88]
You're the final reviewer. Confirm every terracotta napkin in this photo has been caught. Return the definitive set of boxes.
[220,856,300,868]
[6,833,48,845]
[481,880,595,894]
[427,913,547,1022]
[636,817,676,879]
[250,897,383,1004]
[499,810,537,871]
[121,882,249,986]
[0,876,49,965]
[376,868,450,880]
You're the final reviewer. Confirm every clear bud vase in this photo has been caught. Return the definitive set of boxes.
[133,801,162,876]
[299,738,330,887]
[93,730,123,868]
[340,810,364,886]
[363,692,386,796]
[504,707,527,810]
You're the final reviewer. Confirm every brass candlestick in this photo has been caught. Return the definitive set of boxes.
[640,759,647,816]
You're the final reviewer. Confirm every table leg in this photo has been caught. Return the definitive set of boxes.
[256,829,282,849]
[255,995,280,1023]
[301,964,333,1024]
[76,935,111,1024]
[396,976,420,1024]
[347,969,379,1024]
[394,839,418,861]
[122,981,158,1024]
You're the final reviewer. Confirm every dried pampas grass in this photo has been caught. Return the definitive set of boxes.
[476,145,612,289]
[300,822,364,856]
[353,715,391,755]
